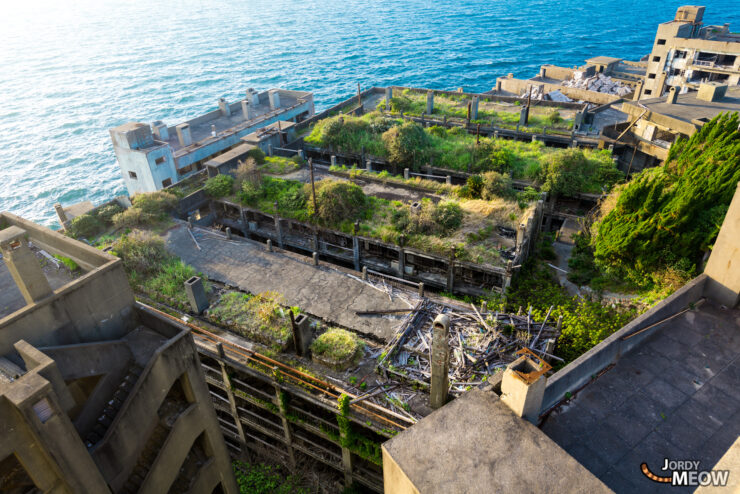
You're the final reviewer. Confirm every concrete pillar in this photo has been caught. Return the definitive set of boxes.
[273,205,283,248]
[481,301,487,314]
[216,344,249,448]
[218,98,231,116]
[352,237,360,271]
[404,168,410,180]
[267,144,273,156]
[426,91,434,115]
[500,355,548,424]
[0,226,53,304]
[518,106,528,127]
[398,248,405,277]
[362,266,368,281]
[366,160,372,172]
[176,123,192,147]
[152,120,169,140]
[532,135,538,143]
[268,90,281,110]
[471,96,479,120]
[633,79,643,101]
[446,257,455,292]
[385,87,393,111]
[225,227,232,240]
[211,124,217,137]
[290,313,313,357]
[430,314,450,409]
[272,379,297,469]
[570,139,577,148]
[494,130,499,139]
[312,252,319,266]
[418,282,424,297]
[331,155,337,167]
[666,86,678,104]
[241,100,253,120]
[54,203,68,230]
[266,239,273,252]
[187,215,194,229]
[340,433,354,487]
[445,176,452,185]
[184,276,209,314]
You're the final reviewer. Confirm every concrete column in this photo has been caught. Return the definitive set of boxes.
[445,176,452,185]
[0,226,53,304]
[54,203,68,229]
[518,107,528,127]
[268,144,273,156]
[418,282,424,297]
[430,314,450,409]
[273,205,283,248]
[216,344,249,448]
[266,239,273,252]
[362,266,368,281]
[273,380,297,469]
[184,276,209,314]
[225,227,232,240]
[352,237,360,271]
[426,91,434,115]
[239,206,248,234]
[331,155,337,167]
[176,123,192,147]
[340,434,354,486]
[241,100,253,120]
[218,98,231,116]
[366,160,372,172]
[471,96,479,120]
[385,87,393,111]
[446,257,455,292]
[312,252,319,266]
[290,313,313,357]
[532,135,538,143]
[500,355,547,423]
[268,90,281,110]
[633,80,643,101]
[494,130,499,139]
[398,248,405,277]
[403,168,410,180]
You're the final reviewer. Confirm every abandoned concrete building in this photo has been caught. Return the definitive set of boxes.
[0,212,238,493]
[602,82,740,171]
[641,6,740,99]
[110,88,314,195]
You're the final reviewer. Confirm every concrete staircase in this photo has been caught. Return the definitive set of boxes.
[118,423,169,494]
[85,363,144,448]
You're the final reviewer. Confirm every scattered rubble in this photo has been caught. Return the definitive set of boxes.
[561,72,633,96]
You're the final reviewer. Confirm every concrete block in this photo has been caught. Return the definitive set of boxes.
[500,355,547,423]
[268,90,280,110]
[291,313,313,356]
[218,98,230,116]
[184,276,209,314]
[241,100,253,120]
[176,124,192,147]
[426,91,434,115]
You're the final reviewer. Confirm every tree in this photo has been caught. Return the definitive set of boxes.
[381,121,430,168]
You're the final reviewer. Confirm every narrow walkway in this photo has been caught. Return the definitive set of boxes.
[164,224,412,342]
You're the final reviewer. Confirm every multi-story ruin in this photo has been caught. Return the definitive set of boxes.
[0,212,238,493]
[110,88,314,195]
[641,6,740,98]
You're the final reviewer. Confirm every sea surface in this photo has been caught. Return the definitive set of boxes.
[1,0,738,227]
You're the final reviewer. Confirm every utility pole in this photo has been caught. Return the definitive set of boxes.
[309,158,317,217]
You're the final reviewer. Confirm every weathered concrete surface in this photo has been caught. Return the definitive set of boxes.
[383,388,611,494]
[704,182,740,308]
[165,225,411,342]
[542,301,740,493]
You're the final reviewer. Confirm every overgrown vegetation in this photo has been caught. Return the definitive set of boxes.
[111,191,177,230]
[207,291,294,348]
[574,113,740,294]
[110,231,200,310]
[260,154,303,175]
[204,174,234,198]
[311,328,364,367]
[53,254,80,272]
[233,461,308,494]
[66,202,125,239]
[306,111,619,194]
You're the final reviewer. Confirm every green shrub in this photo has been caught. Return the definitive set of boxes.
[112,208,145,229]
[112,231,169,276]
[432,201,463,234]
[233,461,308,494]
[67,214,101,239]
[382,121,430,168]
[309,180,366,225]
[131,191,178,215]
[311,328,364,363]
[204,174,234,198]
[481,171,514,199]
[245,148,266,165]
[547,111,563,126]
[53,255,80,272]
[240,180,261,205]
[466,175,484,199]
[96,203,124,225]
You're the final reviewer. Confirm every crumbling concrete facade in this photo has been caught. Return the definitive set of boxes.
[0,212,238,493]
[111,88,314,195]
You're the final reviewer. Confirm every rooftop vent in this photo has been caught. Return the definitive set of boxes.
[697,82,727,102]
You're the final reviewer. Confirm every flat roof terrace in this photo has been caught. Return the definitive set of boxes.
[541,300,740,493]
[626,87,740,125]
[162,90,311,155]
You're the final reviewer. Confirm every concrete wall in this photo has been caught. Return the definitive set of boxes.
[540,274,708,413]
[703,182,740,307]
[381,449,421,494]
[540,64,577,81]
[497,76,624,105]
[0,213,136,356]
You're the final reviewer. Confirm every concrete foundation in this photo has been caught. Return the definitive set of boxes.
[184,276,209,314]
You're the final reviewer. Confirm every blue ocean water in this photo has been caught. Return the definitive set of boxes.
[1,0,738,227]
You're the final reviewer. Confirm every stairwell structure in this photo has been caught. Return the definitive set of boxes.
[0,212,238,494]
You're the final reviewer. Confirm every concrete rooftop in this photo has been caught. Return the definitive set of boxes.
[633,87,740,125]
[541,300,740,493]
[0,255,76,320]
[383,388,611,493]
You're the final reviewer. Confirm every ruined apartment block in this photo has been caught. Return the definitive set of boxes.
[0,212,238,493]
[110,88,314,195]
[642,6,740,98]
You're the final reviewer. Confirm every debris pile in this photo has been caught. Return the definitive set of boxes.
[561,72,632,96]
[377,299,561,395]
